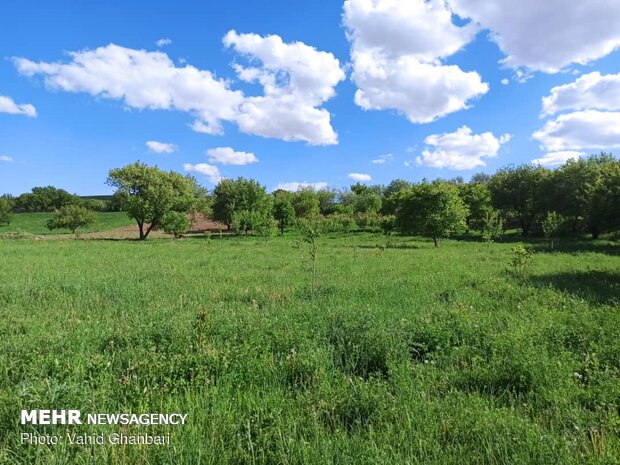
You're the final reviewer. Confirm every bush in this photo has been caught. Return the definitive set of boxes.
[481,210,505,243]
[510,244,534,274]
[46,205,96,234]
[0,197,13,225]
[161,211,191,238]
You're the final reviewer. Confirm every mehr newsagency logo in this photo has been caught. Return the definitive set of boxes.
[20,410,187,446]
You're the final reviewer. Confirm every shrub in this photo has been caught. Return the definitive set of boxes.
[510,244,534,274]
[481,210,505,243]
[541,211,564,250]
[161,211,191,238]
[46,205,96,234]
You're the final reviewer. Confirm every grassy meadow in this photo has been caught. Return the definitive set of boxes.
[0,229,618,464]
[0,212,134,236]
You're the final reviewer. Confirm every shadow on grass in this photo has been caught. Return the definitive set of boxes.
[530,241,620,256]
[528,270,620,305]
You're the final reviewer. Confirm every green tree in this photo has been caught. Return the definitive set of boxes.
[212,178,272,232]
[291,188,320,218]
[46,205,96,234]
[481,210,505,243]
[459,182,492,231]
[15,186,79,212]
[541,211,564,250]
[107,162,200,240]
[0,196,14,225]
[272,196,296,234]
[381,179,411,215]
[488,165,550,236]
[161,211,191,239]
[395,181,469,247]
[316,189,338,215]
[298,215,326,294]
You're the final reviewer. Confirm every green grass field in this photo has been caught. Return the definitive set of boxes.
[0,233,618,464]
[0,212,134,236]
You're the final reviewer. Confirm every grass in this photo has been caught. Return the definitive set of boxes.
[0,232,618,464]
[0,212,134,236]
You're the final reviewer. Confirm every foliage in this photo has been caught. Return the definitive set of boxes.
[0,196,13,225]
[15,186,79,212]
[291,188,321,218]
[510,244,534,274]
[107,162,200,240]
[46,205,96,234]
[380,215,396,236]
[232,209,276,237]
[395,181,469,247]
[212,177,272,231]
[541,211,564,250]
[161,211,191,238]
[272,196,296,234]
[481,210,505,243]
[459,182,492,231]
[297,215,326,293]
[489,165,549,236]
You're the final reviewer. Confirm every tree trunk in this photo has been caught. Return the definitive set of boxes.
[433,237,440,247]
[138,221,145,240]
[591,224,600,239]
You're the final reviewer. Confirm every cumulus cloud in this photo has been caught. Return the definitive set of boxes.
[14,34,345,145]
[447,0,620,73]
[155,38,172,47]
[183,163,221,184]
[146,140,176,154]
[532,110,620,152]
[416,126,512,170]
[0,155,13,162]
[206,146,257,165]
[501,78,509,85]
[223,31,345,145]
[0,95,37,117]
[348,173,372,181]
[531,151,586,167]
[275,182,328,192]
[14,44,242,136]
[371,153,392,164]
[343,0,488,123]
[542,72,620,116]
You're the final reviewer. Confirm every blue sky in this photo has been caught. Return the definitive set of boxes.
[1,0,620,195]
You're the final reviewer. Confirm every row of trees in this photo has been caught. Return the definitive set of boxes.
[2,154,618,243]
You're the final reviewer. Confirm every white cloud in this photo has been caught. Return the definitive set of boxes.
[343,0,488,123]
[275,182,328,192]
[348,173,372,181]
[155,38,172,47]
[501,78,509,85]
[371,153,392,164]
[15,35,344,146]
[406,146,417,153]
[532,110,620,152]
[0,155,13,162]
[146,140,176,154]
[0,95,37,117]
[404,160,414,167]
[532,151,585,167]
[15,44,242,135]
[447,0,620,73]
[206,146,257,165]
[183,163,221,184]
[416,126,512,170]
[223,31,345,145]
[542,72,620,116]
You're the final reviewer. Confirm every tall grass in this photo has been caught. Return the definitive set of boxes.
[0,233,618,464]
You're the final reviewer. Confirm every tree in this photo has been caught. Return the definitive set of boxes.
[46,205,96,234]
[316,189,338,216]
[481,210,505,243]
[458,182,492,231]
[107,162,200,240]
[15,186,79,212]
[272,196,296,234]
[541,211,564,250]
[298,215,326,294]
[488,165,549,236]
[381,179,411,215]
[291,188,320,218]
[0,196,13,225]
[395,181,468,247]
[212,177,272,232]
[161,211,191,239]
